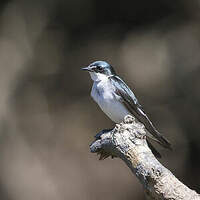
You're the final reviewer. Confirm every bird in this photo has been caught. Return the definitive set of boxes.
[82,61,171,158]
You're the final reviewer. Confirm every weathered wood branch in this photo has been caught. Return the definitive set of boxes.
[90,115,200,200]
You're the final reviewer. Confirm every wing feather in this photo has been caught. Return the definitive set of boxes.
[109,75,171,150]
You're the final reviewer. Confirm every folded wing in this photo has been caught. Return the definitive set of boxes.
[109,75,172,150]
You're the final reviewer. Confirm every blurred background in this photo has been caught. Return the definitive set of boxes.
[0,0,200,199]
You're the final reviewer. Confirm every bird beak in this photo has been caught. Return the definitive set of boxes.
[81,66,92,72]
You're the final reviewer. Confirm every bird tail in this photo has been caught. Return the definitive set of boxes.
[144,120,172,150]
[147,139,161,158]
[137,108,172,150]
[146,128,172,150]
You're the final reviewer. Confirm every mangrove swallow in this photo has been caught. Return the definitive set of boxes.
[82,61,171,157]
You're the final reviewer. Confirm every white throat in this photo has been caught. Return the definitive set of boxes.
[89,72,108,82]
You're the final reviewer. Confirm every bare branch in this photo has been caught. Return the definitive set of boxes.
[90,115,200,200]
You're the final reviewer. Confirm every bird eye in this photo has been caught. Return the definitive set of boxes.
[96,66,103,71]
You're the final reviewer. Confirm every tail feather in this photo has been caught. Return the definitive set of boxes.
[147,125,172,150]
[137,108,172,150]
[147,140,161,158]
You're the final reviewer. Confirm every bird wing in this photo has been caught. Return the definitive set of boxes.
[109,75,171,150]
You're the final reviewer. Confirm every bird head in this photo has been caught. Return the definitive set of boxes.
[82,61,116,81]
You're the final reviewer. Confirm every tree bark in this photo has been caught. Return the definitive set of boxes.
[90,115,200,200]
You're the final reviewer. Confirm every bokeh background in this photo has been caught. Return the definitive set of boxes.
[0,0,200,199]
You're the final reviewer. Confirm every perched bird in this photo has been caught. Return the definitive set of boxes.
[82,61,171,158]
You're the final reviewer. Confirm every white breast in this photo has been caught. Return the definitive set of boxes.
[91,77,130,123]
